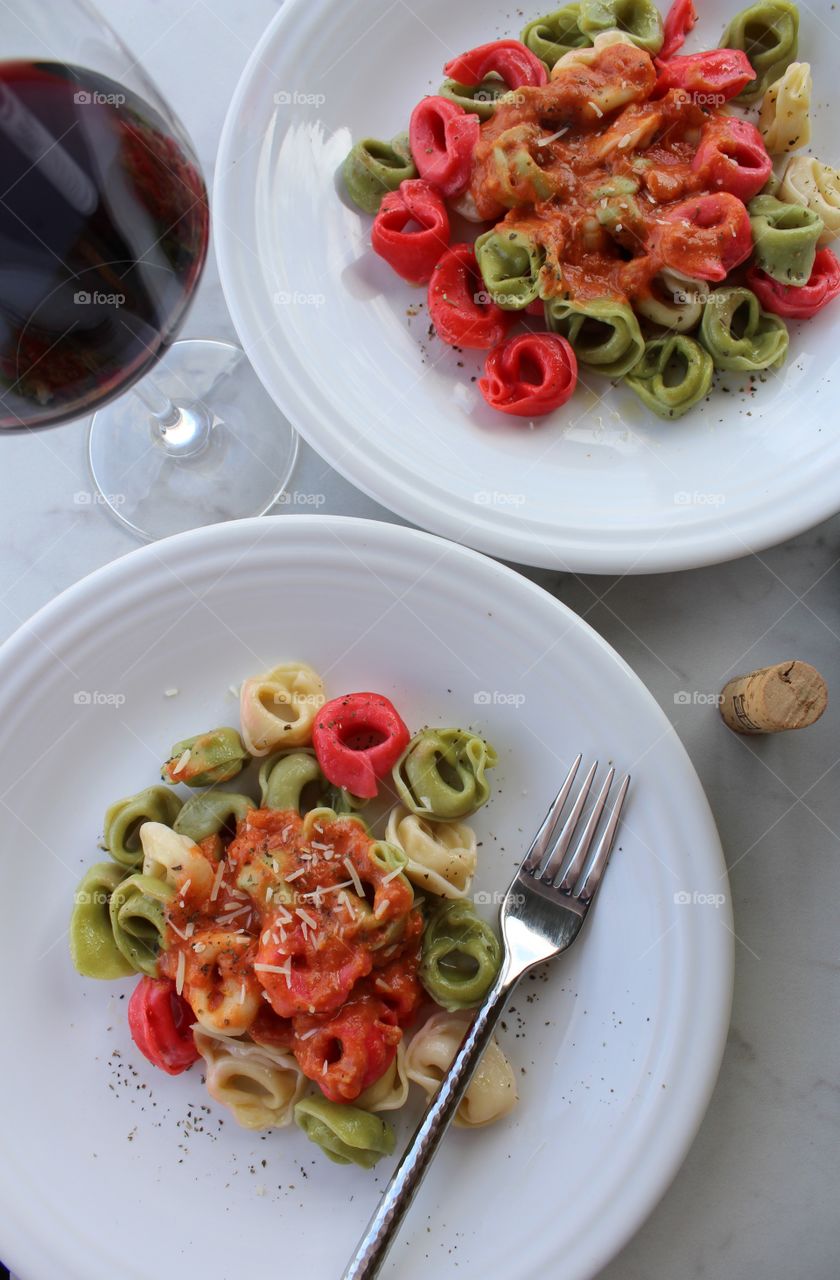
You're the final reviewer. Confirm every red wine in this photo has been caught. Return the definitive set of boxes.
[0,61,209,429]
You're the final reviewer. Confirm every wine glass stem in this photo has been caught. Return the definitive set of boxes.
[134,373,212,458]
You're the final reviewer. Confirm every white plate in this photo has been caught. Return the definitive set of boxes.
[215,0,840,573]
[0,516,731,1280]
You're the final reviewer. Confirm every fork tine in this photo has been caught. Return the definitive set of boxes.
[577,774,630,904]
[554,767,615,891]
[535,759,598,883]
[521,754,582,871]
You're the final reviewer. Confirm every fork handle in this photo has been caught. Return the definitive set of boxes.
[341,968,520,1280]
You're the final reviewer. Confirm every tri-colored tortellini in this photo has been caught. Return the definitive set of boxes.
[758,62,811,153]
[635,269,706,333]
[386,804,478,898]
[70,862,137,979]
[258,748,362,816]
[405,1010,518,1128]
[355,1043,410,1112]
[108,871,174,977]
[194,1028,305,1129]
[475,229,545,310]
[420,898,502,1009]
[748,194,823,286]
[393,728,497,821]
[343,133,416,214]
[294,1096,396,1168]
[162,727,248,787]
[103,785,183,867]
[576,0,663,53]
[780,157,840,245]
[521,5,592,67]
[625,335,714,420]
[720,0,799,103]
[439,77,511,120]
[173,790,255,843]
[699,286,789,372]
[239,661,325,756]
[545,297,645,378]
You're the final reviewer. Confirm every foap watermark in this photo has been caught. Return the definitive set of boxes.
[73,490,126,507]
[74,690,126,707]
[674,889,727,908]
[74,89,126,107]
[474,890,525,905]
[674,491,725,506]
[474,690,526,707]
[674,89,726,109]
[273,290,325,308]
[276,490,326,508]
[74,290,125,308]
[674,690,723,706]
[273,691,325,707]
[474,490,526,507]
[273,89,326,107]
[673,288,728,306]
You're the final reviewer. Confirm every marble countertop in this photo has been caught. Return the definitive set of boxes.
[1,1,838,1277]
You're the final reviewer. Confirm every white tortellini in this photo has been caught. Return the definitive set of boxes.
[405,1010,518,1128]
[139,821,214,900]
[759,62,812,153]
[636,268,706,332]
[356,1042,410,1112]
[780,155,840,245]
[239,661,325,756]
[194,1027,305,1129]
[552,29,635,74]
[385,805,477,899]
[182,929,263,1035]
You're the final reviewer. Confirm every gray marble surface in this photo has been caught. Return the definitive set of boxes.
[1,1,838,1277]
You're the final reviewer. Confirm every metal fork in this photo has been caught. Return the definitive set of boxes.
[342,755,630,1280]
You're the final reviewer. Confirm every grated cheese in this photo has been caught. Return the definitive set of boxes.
[285,867,306,882]
[175,950,186,995]
[296,907,317,929]
[343,858,364,897]
[382,867,404,884]
[173,748,191,775]
[588,100,604,118]
[536,126,569,146]
[254,962,291,975]
[298,1027,320,1041]
[209,860,226,902]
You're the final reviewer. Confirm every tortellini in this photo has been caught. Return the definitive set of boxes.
[258,748,362,815]
[182,930,262,1034]
[521,5,592,67]
[405,1010,518,1128]
[699,286,789,372]
[758,62,811,153]
[140,822,215,899]
[173,791,254,844]
[780,156,840,245]
[625,335,714,420]
[720,0,799,104]
[162,727,248,787]
[420,898,502,1009]
[343,133,416,214]
[385,804,477,898]
[103,785,183,868]
[108,872,174,976]
[439,77,510,120]
[578,0,663,53]
[393,728,497,821]
[70,862,135,979]
[635,269,706,333]
[355,1042,410,1112]
[545,296,645,378]
[748,194,823,285]
[294,1096,396,1168]
[552,28,636,74]
[194,1028,305,1129]
[475,229,545,310]
[239,661,325,756]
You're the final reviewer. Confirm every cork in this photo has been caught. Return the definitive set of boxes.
[719,660,828,735]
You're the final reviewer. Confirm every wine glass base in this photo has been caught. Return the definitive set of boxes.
[88,339,298,541]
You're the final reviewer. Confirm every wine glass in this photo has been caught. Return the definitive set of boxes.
[0,0,297,540]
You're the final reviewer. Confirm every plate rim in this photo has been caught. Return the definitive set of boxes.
[213,0,840,574]
[0,514,734,1280]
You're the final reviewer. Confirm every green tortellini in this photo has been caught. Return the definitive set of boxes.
[545,296,645,378]
[163,727,249,788]
[748,194,823,285]
[109,872,174,976]
[720,0,799,104]
[103,785,183,868]
[699,286,789,372]
[343,133,416,215]
[420,899,502,1010]
[521,5,592,66]
[294,1096,396,1168]
[173,791,255,843]
[625,335,714,419]
[475,229,545,310]
[393,728,497,821]
[578,0,663,53]
[439,77,510,120]
[258,749,363,816]
[635,269,705,332]
[70,862,135,979]
[491,125,555,205]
